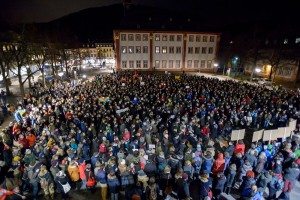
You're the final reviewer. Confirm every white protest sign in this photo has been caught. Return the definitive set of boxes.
[116,107,129,114]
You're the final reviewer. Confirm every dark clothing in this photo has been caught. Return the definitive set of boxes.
[283,167,300,181]
[213,176,226,198]
[199,178,212,198]
[55,176,69,194]
[225,168,236,188]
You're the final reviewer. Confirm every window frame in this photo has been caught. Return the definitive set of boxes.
[128,34,134,41]
[155,46,160,54]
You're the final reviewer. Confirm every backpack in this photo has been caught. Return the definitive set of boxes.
[86,171,96,187]
[275,178,284,190]
[132,193,141,200]
[158,162,168,173]
[99,143,106,153]
[149,184,157,200]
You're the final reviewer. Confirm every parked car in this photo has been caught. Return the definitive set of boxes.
[252,76,272,86]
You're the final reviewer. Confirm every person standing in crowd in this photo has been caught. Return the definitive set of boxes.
[37,165,55,200]
[283,162,300,193]
[107,170,120,200]
[199,173,212,200]
[213,172,226,199]
[55,170,70,200]
[224,163,237,195]
[67,160,80,190]
[78,159,87,190]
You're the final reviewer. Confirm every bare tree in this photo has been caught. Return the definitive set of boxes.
[0,42,13,94]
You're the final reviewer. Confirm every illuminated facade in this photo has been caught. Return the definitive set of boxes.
[113,30,220,71]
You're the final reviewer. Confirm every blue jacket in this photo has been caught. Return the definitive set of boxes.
[201,155,213,174]
[96,169,107,184]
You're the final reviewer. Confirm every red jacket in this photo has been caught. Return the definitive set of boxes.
[79,163,87,180]
[234,143,245,156]
[0,188,14,200]
[26,134,36,147]
[212,153,225,174]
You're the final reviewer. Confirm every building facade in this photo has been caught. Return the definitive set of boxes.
[79,43,115,65]
[113,30,220,71]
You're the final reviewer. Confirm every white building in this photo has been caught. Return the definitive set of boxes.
[113,30,220,71]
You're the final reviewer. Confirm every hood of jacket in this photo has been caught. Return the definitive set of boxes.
[217,153,224,160]
[203,154,213,161]
[242,163,253,171]
[108,174,116,180]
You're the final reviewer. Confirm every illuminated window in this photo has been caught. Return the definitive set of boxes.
[128,46,134,54]
[283,38,288,44]
[155,34,160,41]
[162,35,167,41]
[162,46,167,54]
[121,46,127,54]
[155,46,160,53]
[295,38,300,44]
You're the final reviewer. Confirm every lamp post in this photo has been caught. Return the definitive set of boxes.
[214,63,219,74]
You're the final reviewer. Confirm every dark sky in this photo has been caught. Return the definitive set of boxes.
[0,0,298,24]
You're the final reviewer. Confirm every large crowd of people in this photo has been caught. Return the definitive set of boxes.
[0,72,300,200]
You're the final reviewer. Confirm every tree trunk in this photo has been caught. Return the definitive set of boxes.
[18,74,25,97]
[1,65,11,95]
[41,68,45,86]
[268,66,273,80]
[28,76,32,92]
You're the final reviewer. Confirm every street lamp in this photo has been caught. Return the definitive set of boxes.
[82,74,87,79]
[58,72,64,77]
[255,68,261,73]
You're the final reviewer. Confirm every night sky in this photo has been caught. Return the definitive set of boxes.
[0,0,299,25]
